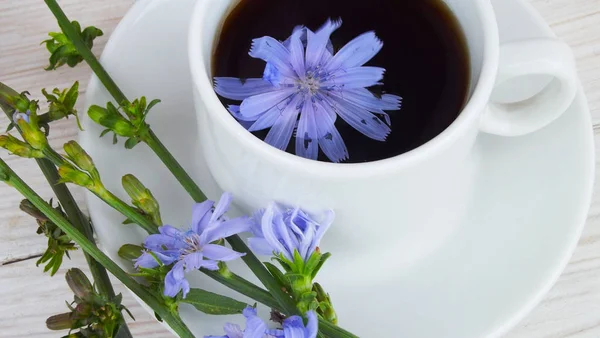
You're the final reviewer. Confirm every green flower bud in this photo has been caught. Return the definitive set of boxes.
[16,118,47,150]
[88,105,135,137]
[122,174,162,224]
[314,282,337,324]
[46,312,74,330]
[19,199,49,221]
[66,268,94,301]
[58,164,94,188]
[63,141,96,173]
[0,134,44,158]
[117,244,143,261]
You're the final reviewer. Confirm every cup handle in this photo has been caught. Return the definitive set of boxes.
[480,38,578,136]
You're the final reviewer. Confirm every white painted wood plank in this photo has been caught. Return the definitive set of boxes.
[0,0,133,262]
[0,252,171,337]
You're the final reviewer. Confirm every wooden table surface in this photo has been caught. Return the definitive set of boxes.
[0,0,599,337]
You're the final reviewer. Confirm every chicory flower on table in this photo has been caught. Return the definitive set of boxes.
[214,19,402,163]
[135,193,251,298]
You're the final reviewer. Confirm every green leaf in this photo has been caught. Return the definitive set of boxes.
[264,262,290,290]
[180,288,248,315]
[124,137,139,149]
[99,129,111,138]
[145,99,161,114]
[311,252,331,279]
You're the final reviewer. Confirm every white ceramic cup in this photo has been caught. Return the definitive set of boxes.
[189,0,578,269]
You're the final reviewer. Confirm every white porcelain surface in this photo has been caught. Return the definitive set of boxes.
[81,0,594,337]
[188,0,579,271]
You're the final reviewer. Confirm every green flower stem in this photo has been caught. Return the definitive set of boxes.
[94,186,159,234]
[43,0,127,105]
[39,147,159,235]
[202,269,279,310]
[0,82,131,337]
[139,129,206,202]
[0,157,193,338]
[227,236,299,315]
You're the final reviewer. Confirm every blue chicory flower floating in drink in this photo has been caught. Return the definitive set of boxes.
[205,306,318,338]
[214,19,402,163]
[135,193,251,298]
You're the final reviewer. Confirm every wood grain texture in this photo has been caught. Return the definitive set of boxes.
[0,0,598,337]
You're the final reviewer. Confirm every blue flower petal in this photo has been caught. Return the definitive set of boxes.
[283,315,308,338]
[199,259,220,271]
[134,252,160,269]
[200,216,251,244]
[192,200,215,235]
[223,323,244,338]
[305,19,342,70]
[229,105,260,123]
[239,88,296,119]
[247,237,273,256]
[261,204,292,260]
[248,105,281,132]
[288,29,306,79]
[323,95,390,141]
[323,66,385,89]
[314,102,348,162]
[210,192,233,223]
[164,261,186,297]
[264,94,302,151]
[183,251,204,271]
[249,37,296,78]
[214,77,275,101]
[325,31,383,71]
[241,306,267,338]
[335,88,402,112]
[159,225,184,238]
[295,100,319,160]
[203,244,245,262]
[273,213,299,258]
[305,311,318,338]
[144,233,184,251]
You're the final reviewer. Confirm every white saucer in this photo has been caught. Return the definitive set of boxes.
[80,0,594,337]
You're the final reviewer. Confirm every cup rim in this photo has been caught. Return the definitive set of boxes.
[188,0,500,174]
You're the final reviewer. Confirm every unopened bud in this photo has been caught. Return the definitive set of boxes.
[46,312,74,330]
[313,282,337,325]
[64,141,95,173]
[122,174,161,224]
[0,134,44,158]
[16,118,47,150]
[88,105,135,137]
[19,199,49,221]
[66,268,94,301]
[117,244,143,261]
[58,164,93,188]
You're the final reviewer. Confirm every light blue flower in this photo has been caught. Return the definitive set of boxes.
[214,19,402,163]
[248,204,334,262]
[269,311,318,338]
[13,110,30,124]
[206,306,318,338]
[135,193,250,298]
